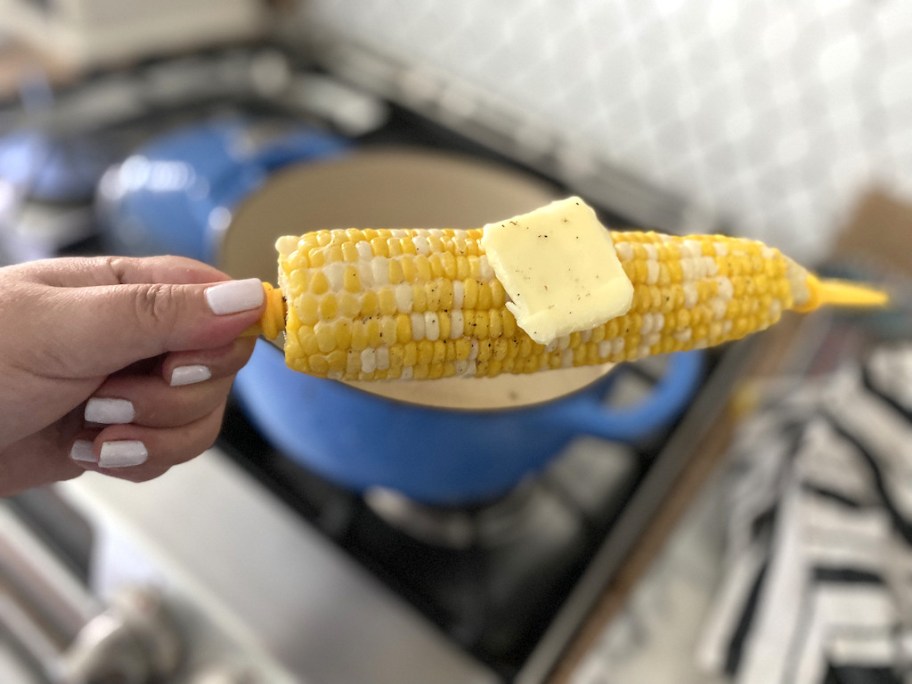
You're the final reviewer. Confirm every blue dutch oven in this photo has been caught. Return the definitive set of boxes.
[221,148,705,505]
[97,118,348,261]
[234,342,703,504]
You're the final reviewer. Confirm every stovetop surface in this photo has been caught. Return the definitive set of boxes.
[218,397,664,678]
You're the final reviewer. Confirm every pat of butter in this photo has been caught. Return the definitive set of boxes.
[481,197,633,345]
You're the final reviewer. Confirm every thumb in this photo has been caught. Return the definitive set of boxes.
[62,277,265,374]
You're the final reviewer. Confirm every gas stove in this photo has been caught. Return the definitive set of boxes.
[0,45,745,683]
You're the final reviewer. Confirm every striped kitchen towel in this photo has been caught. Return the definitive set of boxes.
[698,345,912,684]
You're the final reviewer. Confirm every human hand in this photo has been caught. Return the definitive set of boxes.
[0,255,264,495]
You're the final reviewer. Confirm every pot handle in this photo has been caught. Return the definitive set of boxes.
[208,129,350,210]
[557,351,705,443]
[244,130,349,173]
[201,128,349,261]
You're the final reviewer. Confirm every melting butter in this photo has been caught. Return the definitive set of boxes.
[481,196,633,345]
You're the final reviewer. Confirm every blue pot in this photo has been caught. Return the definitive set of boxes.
[234,340,704,505]
[98,118,348,261]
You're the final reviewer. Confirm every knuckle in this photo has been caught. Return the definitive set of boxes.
[102,256,134,284]
[134,283,178,330]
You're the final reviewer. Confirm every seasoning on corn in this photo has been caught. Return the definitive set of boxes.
[259,200,888,381]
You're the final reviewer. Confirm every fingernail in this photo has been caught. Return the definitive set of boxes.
[70,440,97,463]
[85,398,135,424]
[206,278,264,315]
[170,365,212,386]
[99,441,148,468]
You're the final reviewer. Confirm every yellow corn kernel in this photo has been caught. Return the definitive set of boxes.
[327,350,347,372]
[388,259,404,284]
[310,271,329,295]
[396,314,411,344]
[417,340,434,365]
[370,237,388,257]
[379,289,397,316]
[380,317,397,345]
[314,322,337,353]
[339,292,361,318]
[350,320,368,351]
[295,297,319,326]
[403,342,418,367]
[464,279,479,309]
[412,283,428,312]
[319,294,338,320]
[426,281,441,311]
[365,318,382,346]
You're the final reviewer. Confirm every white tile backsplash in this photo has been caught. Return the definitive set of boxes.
[302,0,912,263]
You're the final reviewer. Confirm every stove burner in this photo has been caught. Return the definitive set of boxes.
[364,483,539,549]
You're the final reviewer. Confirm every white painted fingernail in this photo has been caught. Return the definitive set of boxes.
[85,398,135,424]
[99,441,148,468]
[70,440,97,463]
[170,365,212,386]
[205,278,264,315]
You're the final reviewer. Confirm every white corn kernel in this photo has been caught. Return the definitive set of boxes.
[410,312,425,340]
[371,258,388,285]
[452,281,464,308]
[682,259,695,281]
[425,312,440,341]
[703,256,719,276]
[450,311,464,339]
[710,298,727,320]
[646,260,659,285]
[395,283,413,312]
[478,255,494,280]
[641,313,653,335]
[325,262,345,291]
[361,348,376,373]
[683,283,698,308]
[413,235,430,255]
[356,241,373,259]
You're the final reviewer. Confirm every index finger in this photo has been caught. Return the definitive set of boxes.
[21,255,232,288]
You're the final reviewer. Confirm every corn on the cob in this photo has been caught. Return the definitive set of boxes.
[259,225,886,382]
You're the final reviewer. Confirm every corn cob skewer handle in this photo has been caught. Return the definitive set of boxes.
[245,228,887,381]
